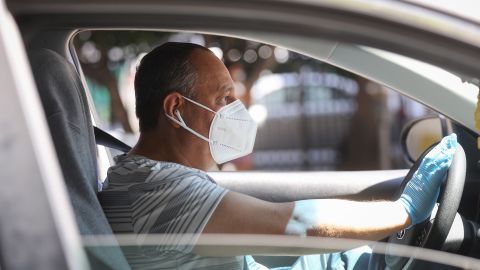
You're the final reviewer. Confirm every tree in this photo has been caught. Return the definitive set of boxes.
[74,31,282,130]
[74,31,170,132]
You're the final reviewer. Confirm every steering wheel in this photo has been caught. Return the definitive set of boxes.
[368,144,466,270]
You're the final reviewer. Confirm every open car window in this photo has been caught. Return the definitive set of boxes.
[69,31,480,269]
[72,31,443,173]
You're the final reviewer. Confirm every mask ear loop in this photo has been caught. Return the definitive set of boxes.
[182,96,217,114]
[164,110,211,143]
[174,110,186,126]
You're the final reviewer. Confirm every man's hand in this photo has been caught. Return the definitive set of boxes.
[397,133,458,226]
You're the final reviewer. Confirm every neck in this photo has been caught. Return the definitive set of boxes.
[128,128,217,171]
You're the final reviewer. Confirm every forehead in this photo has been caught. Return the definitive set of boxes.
[190,49,233,94]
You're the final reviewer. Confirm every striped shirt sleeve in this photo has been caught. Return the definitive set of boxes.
[128,165,227,254]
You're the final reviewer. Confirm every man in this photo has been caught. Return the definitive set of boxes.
[100,42,458,270]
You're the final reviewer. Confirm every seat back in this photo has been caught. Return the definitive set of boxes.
[29,48,131,270]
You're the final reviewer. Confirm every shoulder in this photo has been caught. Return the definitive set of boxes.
[150,162,212,182]
[105,154,222,192]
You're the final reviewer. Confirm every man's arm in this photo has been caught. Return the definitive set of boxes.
[203,134,457,240]
[286,198,410,240]
[203,191,409,241]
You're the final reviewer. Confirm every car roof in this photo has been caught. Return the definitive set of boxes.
[8,0,480,43]
[9,0,480,78]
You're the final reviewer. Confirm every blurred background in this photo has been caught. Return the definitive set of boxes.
[73,31,433,171]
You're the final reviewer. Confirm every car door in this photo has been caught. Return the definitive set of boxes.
[0,1,88,269]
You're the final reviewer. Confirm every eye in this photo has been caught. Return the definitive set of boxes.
[216,93,232,107]
[217,96,228,105]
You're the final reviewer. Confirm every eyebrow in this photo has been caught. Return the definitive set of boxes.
[218,84,234,94]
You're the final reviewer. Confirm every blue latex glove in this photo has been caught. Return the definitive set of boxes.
[398,133,458,226]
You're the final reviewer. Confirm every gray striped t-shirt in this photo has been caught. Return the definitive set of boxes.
[99,154,244,270]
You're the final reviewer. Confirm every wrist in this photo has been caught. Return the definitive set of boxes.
[395,199,413,228]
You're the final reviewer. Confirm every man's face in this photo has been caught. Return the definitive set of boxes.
[180,49,236,162]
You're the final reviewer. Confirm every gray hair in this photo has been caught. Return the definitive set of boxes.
[134,42,210,132]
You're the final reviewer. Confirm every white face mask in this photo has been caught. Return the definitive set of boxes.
[165,96,258,164]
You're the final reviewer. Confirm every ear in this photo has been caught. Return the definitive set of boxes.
[163,92,184,128]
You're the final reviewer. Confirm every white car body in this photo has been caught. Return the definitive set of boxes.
[1,0,480,269]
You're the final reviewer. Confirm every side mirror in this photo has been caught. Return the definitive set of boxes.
[401,116,447,164]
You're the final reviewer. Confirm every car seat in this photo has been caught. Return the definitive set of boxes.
[29,48,131,270]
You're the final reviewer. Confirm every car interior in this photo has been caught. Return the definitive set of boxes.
[24,33,480,270]
[7,1,480,269]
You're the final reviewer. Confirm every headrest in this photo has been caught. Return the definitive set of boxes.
[29,48,131,270]
[29,48,98,193]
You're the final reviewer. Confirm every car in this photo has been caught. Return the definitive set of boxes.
[2,0,480,269]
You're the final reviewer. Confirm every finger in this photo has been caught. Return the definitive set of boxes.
[438,133,457,154]
[426,134,457,160]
